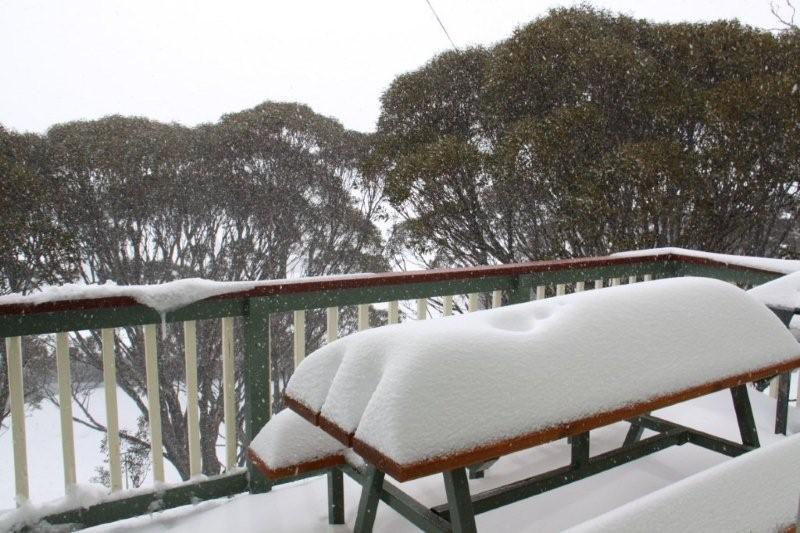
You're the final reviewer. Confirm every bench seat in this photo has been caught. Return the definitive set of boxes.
[247,409,346,479]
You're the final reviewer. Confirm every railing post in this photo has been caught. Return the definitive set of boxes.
[468,293,480,312]
[416,298,427,320]
[491,290,502,308]
[293,310,306,367]
[326,307,339,342]
[55,332,76,490]
[144,323,165,483]
[183,321,202,477]
[507,277,530,305]
[388,301,399,324]
[358,304,370,330]
[101,328,123,491]
[443,295,454,316]
[222,317,237,470]
[245,298,271,493]
[5,336,29,502]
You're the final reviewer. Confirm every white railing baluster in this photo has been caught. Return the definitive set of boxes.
[416,298,427,320]
[358,304,369,331]
[292,310,305,367]
[221,317,236,470]
[628,275,637,284]
[143,324,165,483]
[536,286,545,300]
[644,274,653,281]
[55,332,76,489]
[326,307,338,342]
[611,278,621,286]
[443,295,453,316]
[101,328,122,491]
[6,337,29,502]
[556,284,566,296]
[575,281,585,292]
[594,279,603,290]
[468,293,479,312]
[183,321,201,478]
[388,301,399,324]
[492,290,502,308]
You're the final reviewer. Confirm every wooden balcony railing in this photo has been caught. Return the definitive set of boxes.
[0,251,783,529]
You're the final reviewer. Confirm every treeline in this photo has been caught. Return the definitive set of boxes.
[1,7,798,482]
[0,104,387,479]
[369,8,800,267]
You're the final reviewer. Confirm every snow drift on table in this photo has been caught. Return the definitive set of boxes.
[565,433,800,533]
[284,277,799,469]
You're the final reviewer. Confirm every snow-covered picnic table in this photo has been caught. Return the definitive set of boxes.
[249,277,800,532]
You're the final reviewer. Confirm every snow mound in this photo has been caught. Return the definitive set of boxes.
[249,409,346,473]
[286,277,800,467]
[613,247,800,274]
[748,271,800,312]
[565,433,800,533]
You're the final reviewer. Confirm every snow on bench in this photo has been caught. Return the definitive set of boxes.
[749,271,800,313]
[565,433,800,533]
[280,277,800,481]
[248,409,347,478]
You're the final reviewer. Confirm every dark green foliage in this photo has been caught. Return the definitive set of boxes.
[370,7,800,267]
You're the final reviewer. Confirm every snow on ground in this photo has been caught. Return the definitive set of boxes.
[613,247,800,274]
[286,278,798,467]
[80,387,796,533]
[0,386,184,512]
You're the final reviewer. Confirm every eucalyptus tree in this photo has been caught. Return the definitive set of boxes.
[36,103,385,480]
[369,7,800,268]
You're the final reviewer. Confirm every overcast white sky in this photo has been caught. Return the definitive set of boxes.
[0,0,783,134]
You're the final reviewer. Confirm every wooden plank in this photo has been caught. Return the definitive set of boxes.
[244,298,271,494]
[326,307,338,343]
[293,310,305,367]
[101,328,122,491]
[144,323,165,483]
[443,295,453,316]
[222,316,237,470]
[417,298,427,320]
[492,290,502,308]
[5,336,28,501]
[358,304,370,330]
[468,293,479,312]
[388,301,399,325]
[55,332,77,489]
[183,321,202,477]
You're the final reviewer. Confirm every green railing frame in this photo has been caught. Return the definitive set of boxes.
[0,252,784,530]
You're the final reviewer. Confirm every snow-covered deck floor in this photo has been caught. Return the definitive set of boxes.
[87,387,796,532]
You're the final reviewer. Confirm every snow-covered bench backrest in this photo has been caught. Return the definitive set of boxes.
[565,433,800,533]
[282,277,799,480]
